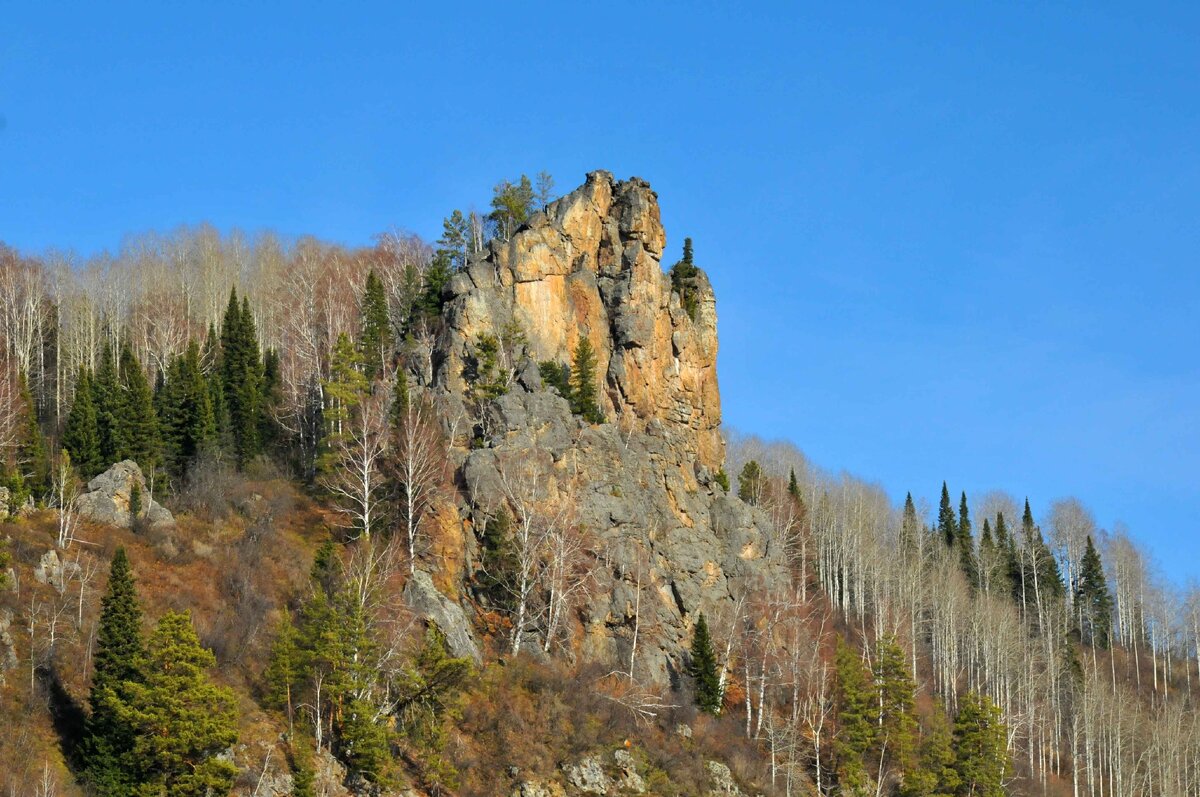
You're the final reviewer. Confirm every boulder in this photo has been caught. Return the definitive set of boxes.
[562,755,610,795]
[76,460,174,531]
[403,570,481,663]
[613,749,645,794]
[705,761,744,797]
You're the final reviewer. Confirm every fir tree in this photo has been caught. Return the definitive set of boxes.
[63,368,103,479]
[116,611,239,797]
[159,340,216,477]
[1075,535,1114,648]
[420,251,453,323]
[264,610,303,729]
[874,638,919,780]
[787,467,800,499]
[670,237,701,321]
[477,508,518,612]
[83,548,144,796]
[952,691,1010,797]
[937,482,957,548]
[359,270,391,378]
[688,613,722,714]
[569,335,603,423]
[538,360,571,399]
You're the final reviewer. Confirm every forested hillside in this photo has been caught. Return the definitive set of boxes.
[0,171,1197,797]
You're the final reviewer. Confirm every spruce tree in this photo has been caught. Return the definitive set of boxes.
[115,611,239,797]
[159,340,216,477]
[1075,535,1114,648]
[264,610,303,729]
[118,344,161,473]
[834,638,875,794]
[874,638,918,777]
[952,692,1010,797]
[957,492,978,589]
[937,482,957,548]
[900,492,920,553]
[787,467,800,499]
[670,237,700,320]
[359,270,391,378]
[220,290,264,466]
[83,547,144,796]
[15,372,50,501]
[94,343,126,466]
[688,613,722,714]
[901,701,959,797]
[569,335,603,423]
[63,369,103,479]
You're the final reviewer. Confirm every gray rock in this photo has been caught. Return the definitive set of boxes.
[613,749,646,794]
[562,755,610,795]
[705,761,743,796]
[76,460,174,531]
[403,570,481,663]
[33,549,76,590]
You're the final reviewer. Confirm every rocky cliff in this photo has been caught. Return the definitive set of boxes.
[427,171,787,685]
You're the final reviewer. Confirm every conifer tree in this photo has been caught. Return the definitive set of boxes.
[901,702,959,797]
[15,371,50,501]
[478,508,518,612]
[569,335,603,423]
[118,343,161,473]
[738,460,764,505]
[359,270,391,378]
[671,237,700,320]
[64,368,103,479]
[1075,535,1114,648]
[952,691,1010,797]
[900,492,920,553]
[159,340,216,477]
[688,613,722,714]
[874,638,919,781]
[787,467,800,499]
[220,290,264,466]
[203,321,229,449]
[83,547,144,796]
[116,610,239,797]
[957,491,978,588]
[264,609,303,730]
[937,482,957,548]
[94,343,127,466]
[834,638,876,795]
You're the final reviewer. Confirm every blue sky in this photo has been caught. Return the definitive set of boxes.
[3,3,1198,582]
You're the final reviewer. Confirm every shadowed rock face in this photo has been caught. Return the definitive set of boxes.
[426,171,786,685]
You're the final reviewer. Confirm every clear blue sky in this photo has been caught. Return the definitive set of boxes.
[3,4,1198,583]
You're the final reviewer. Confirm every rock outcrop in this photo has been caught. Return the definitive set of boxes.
[76,460,175,531]
[403,570,482,663]
[427,172,787,685]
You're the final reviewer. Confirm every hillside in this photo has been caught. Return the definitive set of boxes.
[0,172,1197,797]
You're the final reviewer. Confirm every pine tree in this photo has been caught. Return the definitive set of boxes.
[937,482,957,548]
[957,491,978,589]
[437,210,469,270]
[359,270,391,378]
[393,627,473,790]
[118,343,161,473]
[477,508,518,612]
[569,335,603,423]
[688,613,722,714]
[83,547,144,796]
[538,360,571,398]
[264,609,303,729]
[738,460,764,505]
[1075,535,1114,648]
[420,252,453,323]
[63,369,103,479]
[115,610,239,797]
[834,638,876,795]
[952,691,1010,797]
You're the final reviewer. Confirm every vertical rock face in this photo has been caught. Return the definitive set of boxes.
[437,170,723,470]
[430,172,785,685]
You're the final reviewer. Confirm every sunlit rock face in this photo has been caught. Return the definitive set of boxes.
[428,171,784,685]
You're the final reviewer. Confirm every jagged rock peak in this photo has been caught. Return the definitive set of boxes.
[437,170,724,469]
